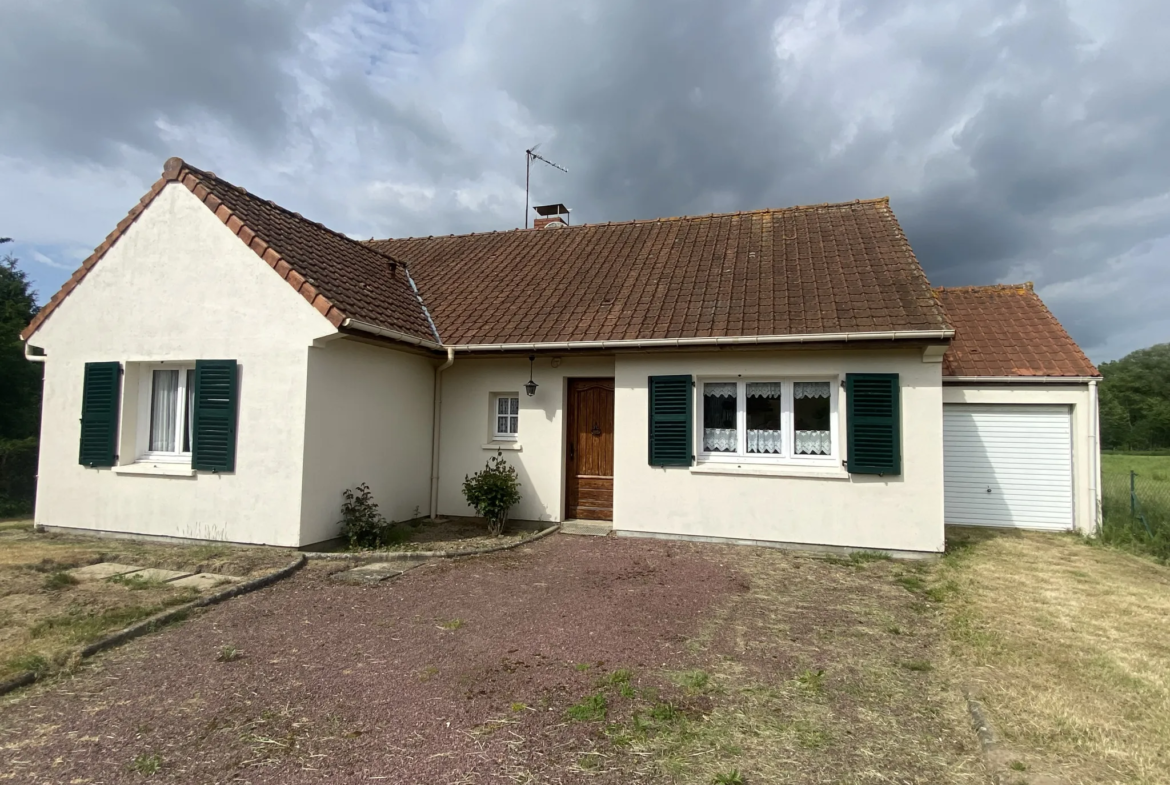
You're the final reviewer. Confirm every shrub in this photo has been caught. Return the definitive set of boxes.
[338,483,396,549]
[462,453,522,536]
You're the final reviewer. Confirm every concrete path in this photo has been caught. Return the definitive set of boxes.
[560,520,613,536]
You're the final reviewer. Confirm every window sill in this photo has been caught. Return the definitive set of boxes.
[690,462,849,480]
[482,442,522,451]
[113,463,196,477]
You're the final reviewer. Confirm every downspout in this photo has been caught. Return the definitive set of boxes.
[24,343,46,364]
[429,347,455,520]
[1088,379,1101,534]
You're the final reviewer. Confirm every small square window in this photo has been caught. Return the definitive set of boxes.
[493,395,520,439]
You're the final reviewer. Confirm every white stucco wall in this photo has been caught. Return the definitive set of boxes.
[614,349,946,554]
[29,183,336,546]
[436,355,616,522]
[300,338,435,545]
[941,383,1098,534]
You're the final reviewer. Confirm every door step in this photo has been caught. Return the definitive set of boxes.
[560,520,613,536]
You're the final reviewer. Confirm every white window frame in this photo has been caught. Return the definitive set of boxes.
[491,393,520,441]
[135,364,196,464]
[695,377,839,466]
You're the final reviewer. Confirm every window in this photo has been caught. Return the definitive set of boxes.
[493,394,519,440]
[698,379,837,462]
[138,365,195,462]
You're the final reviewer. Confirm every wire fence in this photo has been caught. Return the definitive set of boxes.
[1101,467,1170,562]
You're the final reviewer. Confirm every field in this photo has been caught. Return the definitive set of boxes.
[1100,453,1170,561]
[0,521,293,682]
[939,527,1170,784]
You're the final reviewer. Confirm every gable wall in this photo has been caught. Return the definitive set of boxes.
[30,184,336,546]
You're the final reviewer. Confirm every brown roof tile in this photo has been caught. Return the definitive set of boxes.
[22,158,438,344]
[371,199,951,345]
[935,283,1099,378]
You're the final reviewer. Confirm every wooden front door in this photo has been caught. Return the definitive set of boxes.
[565,378,615,520]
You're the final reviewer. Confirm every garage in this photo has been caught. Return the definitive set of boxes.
[943,404,1074,530]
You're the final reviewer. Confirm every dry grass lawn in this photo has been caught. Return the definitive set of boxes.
[0,520,293,682]
[939,527,1170,785]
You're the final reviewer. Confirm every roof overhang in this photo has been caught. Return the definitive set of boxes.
[943,375,1100,384]
[341,322,953,355]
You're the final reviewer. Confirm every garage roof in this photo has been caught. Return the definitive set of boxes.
[935,284,1099,378]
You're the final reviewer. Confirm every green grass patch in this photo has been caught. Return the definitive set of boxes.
[566,692,608,722]
[5,652,49,675]
[29,596,194,645]
[42,571,79,590]
[130,752,162,776]
[107,573,167,590]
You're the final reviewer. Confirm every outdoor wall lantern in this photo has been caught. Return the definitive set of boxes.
[525,354,539,397]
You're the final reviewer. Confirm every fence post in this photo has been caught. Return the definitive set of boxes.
[1130,470,1136,517]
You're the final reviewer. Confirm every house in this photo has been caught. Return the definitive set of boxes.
[20,158,1102,555]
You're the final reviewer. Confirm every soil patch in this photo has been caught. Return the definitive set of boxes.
[332,515,543,555]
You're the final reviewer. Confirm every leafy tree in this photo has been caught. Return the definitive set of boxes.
[1098,343,1170,451]
[0,241,43,440]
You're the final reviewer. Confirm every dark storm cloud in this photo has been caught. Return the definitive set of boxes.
[0,0,305,163]
[1,0,1167,359]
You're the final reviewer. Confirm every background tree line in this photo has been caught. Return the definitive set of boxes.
[1099,343,1170,451]
[0,238,42,516]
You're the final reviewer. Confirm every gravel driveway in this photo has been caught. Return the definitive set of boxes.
[0,535,743,783]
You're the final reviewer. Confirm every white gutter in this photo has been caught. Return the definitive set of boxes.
[342,318,444,351]
[24,343,46,363]
[1089,379,1101,533]
[429,347,455,520]
[448,329,954,353]
[943,375,1100,384]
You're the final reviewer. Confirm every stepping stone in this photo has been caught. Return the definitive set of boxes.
[124,568,194,583]
[67,563,144,581]
[561,521,612,536]
[330,562,406,585]
[169,573,240,591]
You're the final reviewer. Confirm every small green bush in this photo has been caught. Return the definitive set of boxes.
[462,453,522,536]
[338,483,400,549]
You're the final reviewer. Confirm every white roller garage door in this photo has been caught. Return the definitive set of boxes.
[943,404,1073,530]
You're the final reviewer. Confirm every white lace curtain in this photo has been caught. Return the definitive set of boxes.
[746,382,782,398]
[795,430,831,455]
[704,382,736,398]
[747,429,783,453]
[703,428,737,452]
[794,381,830,399]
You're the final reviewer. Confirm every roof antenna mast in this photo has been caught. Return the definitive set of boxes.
[525,144,567,228]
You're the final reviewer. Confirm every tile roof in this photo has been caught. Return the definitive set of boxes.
[22,158,438,345]
[370,199,951,346]
[934,283,1099,378]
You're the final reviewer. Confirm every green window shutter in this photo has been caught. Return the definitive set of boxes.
[648,375,693,466]
[192,360,239,472]
[79,361,121,467]
[845,373,901,475]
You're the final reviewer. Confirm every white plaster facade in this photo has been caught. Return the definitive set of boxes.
[434,355,616,523]
[942,382,1100,534]
[300,338,435,545]
[30,184,336,546]
[612,349,946,554]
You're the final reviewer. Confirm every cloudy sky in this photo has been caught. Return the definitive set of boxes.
[2,0,1167,361]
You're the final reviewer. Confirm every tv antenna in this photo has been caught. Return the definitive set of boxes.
[525,144,567,228]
